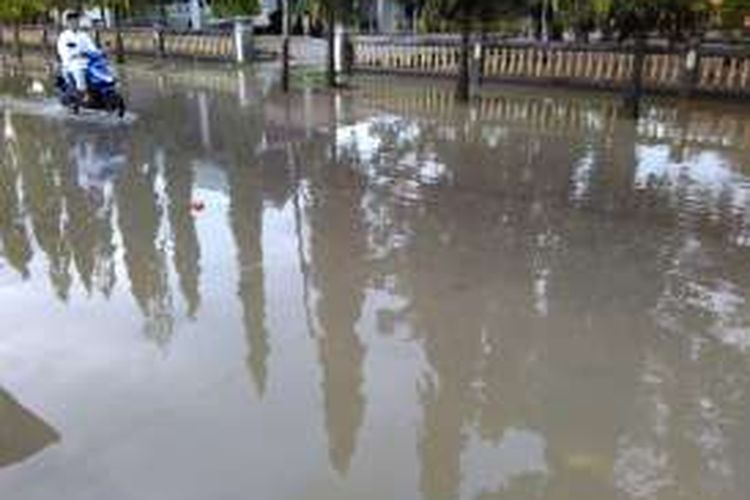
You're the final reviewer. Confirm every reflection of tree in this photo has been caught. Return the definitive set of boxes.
[64,137,117,299]
[307,142,368,476]
[164,149,201,318]
[0,387,60,468]
[116,149,173,347]
[401,195,490,500]
[17,122,73,301]
[346,84,750,500]
[12,120,120,302]
[228,160,269,397]
[0,111,32,278]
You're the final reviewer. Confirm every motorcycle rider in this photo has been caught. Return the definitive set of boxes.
[57,11,97,102]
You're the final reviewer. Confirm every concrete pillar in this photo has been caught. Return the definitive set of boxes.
[334,23,344,74]
[469,41,482,94]
[680,44,700,97]
[234,20,254,64]
[153,29,165,57]
[189,0,202,31]
[377,0,387,33]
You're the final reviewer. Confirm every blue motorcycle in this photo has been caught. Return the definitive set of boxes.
[55,49,126,118]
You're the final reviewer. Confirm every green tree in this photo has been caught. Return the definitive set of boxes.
[717,0,750,29]
[609,0,708,41]
[416,1,526,100]
[297,0,356,87]
[0,0,47,59]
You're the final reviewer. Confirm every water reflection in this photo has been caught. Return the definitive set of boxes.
[1,68,750,500]
[0,388,59,468]
[307,138,368,476]
[0,110,32,279]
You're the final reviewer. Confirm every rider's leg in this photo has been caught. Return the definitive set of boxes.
[71,67,87,93]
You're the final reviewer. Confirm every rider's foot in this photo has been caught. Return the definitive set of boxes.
[76,90,90,106]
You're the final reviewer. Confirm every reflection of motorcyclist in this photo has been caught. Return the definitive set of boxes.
[71,133,127,210]
[57,11,97,100]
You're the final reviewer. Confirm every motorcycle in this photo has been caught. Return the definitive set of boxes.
[55,49,126,118]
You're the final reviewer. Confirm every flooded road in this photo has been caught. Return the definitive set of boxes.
[1,61,750,500]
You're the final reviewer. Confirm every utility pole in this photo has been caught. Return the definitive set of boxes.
[282,0,290,92]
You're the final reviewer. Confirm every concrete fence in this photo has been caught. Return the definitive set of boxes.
[0,25,329,64]
[354,37,750,98]
[0,25,245,62]
[3,26,749,97]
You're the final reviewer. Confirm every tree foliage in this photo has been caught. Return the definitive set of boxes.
[211,0,261,18]
[0,0,48,23]
[405,0,528,27]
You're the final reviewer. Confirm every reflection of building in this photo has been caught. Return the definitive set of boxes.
[0,388,59,468]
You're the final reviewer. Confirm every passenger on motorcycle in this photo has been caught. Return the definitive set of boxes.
[57,11,97,100]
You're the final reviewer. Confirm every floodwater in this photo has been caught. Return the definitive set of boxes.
[1,60,750,500]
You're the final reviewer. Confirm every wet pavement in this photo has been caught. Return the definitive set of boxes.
[1,60,750,500]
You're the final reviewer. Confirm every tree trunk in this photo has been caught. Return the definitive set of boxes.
[624,36,646,119]
[456,24,471,102]
[13,22,22,61]
[100,5,108,28]
[326,11,336,88]
[114,6,125,64]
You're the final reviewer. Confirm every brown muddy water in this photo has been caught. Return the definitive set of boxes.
[0,61,749,500]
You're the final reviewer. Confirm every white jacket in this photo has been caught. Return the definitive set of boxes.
[57,29,96,69]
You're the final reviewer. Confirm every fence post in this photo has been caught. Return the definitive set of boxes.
[154,28,165,58]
